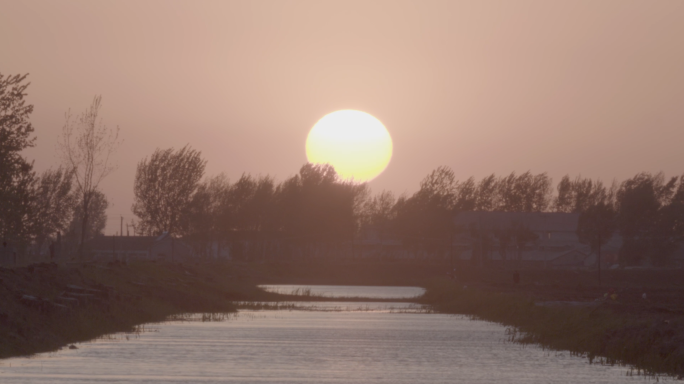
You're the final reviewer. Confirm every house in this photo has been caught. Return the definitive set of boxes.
[356,224,411,259]
[453,211,621,268]
[184,239,232,260]
[88,232,194,262]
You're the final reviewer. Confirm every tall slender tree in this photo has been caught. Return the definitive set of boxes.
[59,96,120,256]
[577,202,616,285]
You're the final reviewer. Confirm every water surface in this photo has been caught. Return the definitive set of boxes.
[258,284,425,299]
[0,286,670,383]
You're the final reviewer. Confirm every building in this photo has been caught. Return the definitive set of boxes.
[88,232,194,261]
[453,211,621,268]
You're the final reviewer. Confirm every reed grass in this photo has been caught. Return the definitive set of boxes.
[421,278,683,379]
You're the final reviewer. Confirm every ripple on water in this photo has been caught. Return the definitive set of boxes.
[0,286,672,384]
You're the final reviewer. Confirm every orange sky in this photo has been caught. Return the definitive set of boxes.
[2,0,684,234]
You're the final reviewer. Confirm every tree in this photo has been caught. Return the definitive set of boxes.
[554,175,613,213]
[64,190,108,253]
[616,172,681,266]
[512,224,538,265]
[270,163,367,258]
[59,96,120,257]
[229,174,276,232]
[419,166,457,207]
[132,145,206,235]
[219,174,278,260]
[475,174,499,211]
[185,174,232,257]
[186,174,231,238]
[362,190,397,256]
[30,167,76,246]
[394,166,456,256]
[0,73,37,248]
[453,177,477,211]
[497,171,552,212]
[577,202,616,286]
[555,175,574,213]
[296,163,365,246]
[363,190,396,229]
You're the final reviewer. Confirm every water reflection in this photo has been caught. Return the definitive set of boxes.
[259,284,425,299]
[0,286,672,384]
[233,301,430,312]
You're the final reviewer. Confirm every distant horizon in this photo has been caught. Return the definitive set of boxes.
[3,0,683,234]
[21,135,684,235]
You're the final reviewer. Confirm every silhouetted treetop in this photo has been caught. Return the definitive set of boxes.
[132,145,206,236]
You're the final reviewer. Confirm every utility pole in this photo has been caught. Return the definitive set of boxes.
[126,222,135,236]
[597,233,602,287]
[120,216,123,238]
[450,233,455,271]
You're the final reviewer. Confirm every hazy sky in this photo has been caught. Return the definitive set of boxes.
[2,0,684,234]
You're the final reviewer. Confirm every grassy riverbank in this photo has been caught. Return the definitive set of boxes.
[419,274,684,378]
[2,259,684,378]
[0,260,269,358]
[253,260,684,377]
[0,259,430,358]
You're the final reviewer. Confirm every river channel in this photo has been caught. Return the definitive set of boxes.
[0,285,671,383]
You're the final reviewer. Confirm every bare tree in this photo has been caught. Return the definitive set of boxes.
[64,190,108,255]
[58,96,120,257]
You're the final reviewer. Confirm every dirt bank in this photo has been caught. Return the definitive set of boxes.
[2,259,684,377]
[0,260,270,358]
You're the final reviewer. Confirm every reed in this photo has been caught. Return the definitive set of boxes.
[421,278,684,378]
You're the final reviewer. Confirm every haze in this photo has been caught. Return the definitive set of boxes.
[2,0,683,234]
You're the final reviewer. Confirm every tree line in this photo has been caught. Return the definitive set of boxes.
[132,146,684,266]
[132,149,366,259]
[2,72,683,266]
[1,73,115,260]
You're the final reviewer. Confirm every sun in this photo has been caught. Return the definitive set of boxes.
[306,110,393,183]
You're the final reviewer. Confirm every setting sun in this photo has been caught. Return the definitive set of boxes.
[306,110,392,183]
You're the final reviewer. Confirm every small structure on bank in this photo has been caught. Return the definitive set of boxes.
[453,211,621,268]
[88,232,195,262]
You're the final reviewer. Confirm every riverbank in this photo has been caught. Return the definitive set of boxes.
[0,259,431,359]
[2,259,684,377]
[0,260,267,358]
[252,260,684,377]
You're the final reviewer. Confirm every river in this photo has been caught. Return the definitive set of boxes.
[0,285,670,383]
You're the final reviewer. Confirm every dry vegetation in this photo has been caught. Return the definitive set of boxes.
[2,259,684,377]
